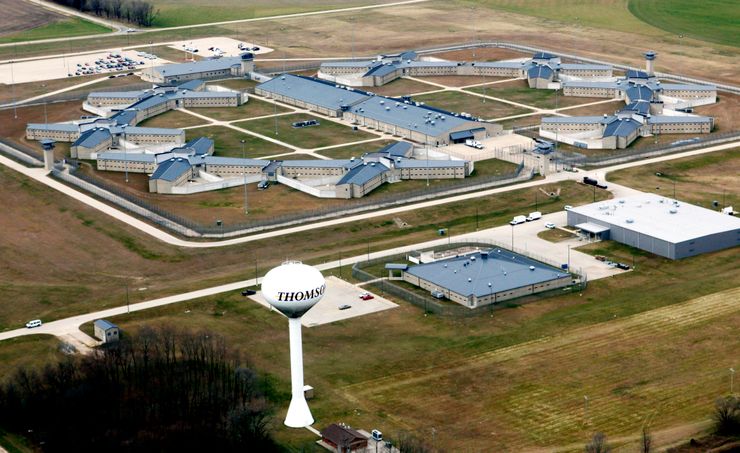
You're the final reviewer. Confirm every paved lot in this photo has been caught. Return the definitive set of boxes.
[0,49,168,84]
[167,37,273,58]
[249,276,397,327]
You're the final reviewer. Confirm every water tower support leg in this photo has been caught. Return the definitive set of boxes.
[284,317,314,428]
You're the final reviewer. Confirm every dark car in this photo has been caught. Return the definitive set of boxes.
[616,263,631,270]
[338,304,352,310]
[241,289,257,296]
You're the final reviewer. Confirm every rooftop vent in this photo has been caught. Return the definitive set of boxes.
[470,256,476,261]
[626,218,635,223]
[669,208,677,214]
[529,266,535,271]
[468,278,472,282]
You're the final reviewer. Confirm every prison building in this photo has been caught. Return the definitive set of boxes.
[344,97,502,146]
[148,157,197,193]
[558,63,612,78]
[527,64,555,89]
[200,156,270,178]
[567,194,740,259]
[255,74,370,117]
[659,84,717,107]
[71,128,114,159]
[141,53,255,84]
[97,152,157,173]
[395,159,470,179]
[647,115,713,134]
[402,249,572,308]
[277,159,358,178]
[87,91,151,107]
[26,123,81,142]
[115,126,185,146]
[562,81,621,98]
[471,61,528,77]
[335,161,390,198]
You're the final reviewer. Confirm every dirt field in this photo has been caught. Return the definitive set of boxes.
[431,47,531,62]
[692,92,740,133]
[0,0,63,37]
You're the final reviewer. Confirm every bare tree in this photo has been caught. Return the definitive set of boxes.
[640,427,652,453]
[713,395,740,436]
[585,432,611,453]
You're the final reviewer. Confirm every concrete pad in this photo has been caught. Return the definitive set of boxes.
[167,37,274,58]
[1,49,169,84]
[249,276,397,327]
[444,133,535,162]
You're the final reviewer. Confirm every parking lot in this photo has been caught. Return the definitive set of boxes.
[0,49,169,84]
[167,37,274,58]
[249,276,397,327]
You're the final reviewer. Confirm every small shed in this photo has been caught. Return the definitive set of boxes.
[319,424,368,453]
[385,263,408,280]
[93,319,120,343]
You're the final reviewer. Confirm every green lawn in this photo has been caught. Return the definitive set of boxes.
[149,0,391,27]
[315,139,398,159]
[235,114,377,149]
[0,18,110,44]
[190,98,291,121]
[186,126,292,157]
[628,0,740,47]
[138,110,209,128]
[413,91,533,120]
[466,81,605,109]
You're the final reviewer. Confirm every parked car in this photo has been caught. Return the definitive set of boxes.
[510,215,527,225]
[545,222,556,229]
[564,205,573,211]
[359,292,374,300]
[338,304,352,310]
[26,319,42,328]
[241,289,257,296]
[616,263,631,270]
[526,211,542,221]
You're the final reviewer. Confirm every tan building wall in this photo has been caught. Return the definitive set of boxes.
[26,127,80,142]
[563,85,619,98]
[649,120,712,134]
[97,159,156,173]
[126,130,185,145]
[203,163,265,177]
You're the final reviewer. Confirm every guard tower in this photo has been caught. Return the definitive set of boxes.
[40,139,55,171]
[240,52,255,76]
[644,51,657,76]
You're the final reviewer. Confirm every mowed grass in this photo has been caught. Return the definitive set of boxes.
[235,114,377,149]
[466,80,607,109]
[148,0,393,27]
[0,17,110,44]
[138,110,209,128]
[607,148,740,208]
[413,90,533,120]
[367,78,440,97]
[628,0,740,47]
[189,98,292,121]
[92,241,740,450]
[207,79,259,91]
[186,125,292,157]
[315,139,398,159]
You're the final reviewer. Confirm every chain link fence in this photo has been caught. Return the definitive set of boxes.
[352,241,587,318]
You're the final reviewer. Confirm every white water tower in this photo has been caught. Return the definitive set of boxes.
[261,261,326,428]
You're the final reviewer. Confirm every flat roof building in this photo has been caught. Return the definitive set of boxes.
[567,194,740,259]
[403,249,572,308]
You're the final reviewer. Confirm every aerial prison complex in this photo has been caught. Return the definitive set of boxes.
[319,49,717,150]
[25,76,479,198]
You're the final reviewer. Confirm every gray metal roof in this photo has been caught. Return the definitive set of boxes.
[474,61,527,68]
[257,74,370,111]
[113,126,183,135]
[569,194,740,243]
[336,161,389,186]
[562,81,620,89]
[528,65,554,80]
[365,64,399,77]
[559,63,611,71]
[603,118,641,137]
[155,57,242,77]
[626,70,650,79]
[280,159,356,169]
[321,60,375,68]
[575,222,610,234]
[72,128,112,148]
[203,156,270,167]
[88,91,148,99]
[150,158,192,181]
[350,97,474,138]
[405,250,569,297]
[27,123,79,132]
[94,319,118,330]
[626,85,655,102]
[542,116,608,124]
[660,83,716,91]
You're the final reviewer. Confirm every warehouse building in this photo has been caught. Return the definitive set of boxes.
[141,53,255,84]
[402,249,572,308]
[256,74,502,144]
[567,194,740,259]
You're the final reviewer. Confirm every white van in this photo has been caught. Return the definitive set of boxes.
[26,319,42,328]
[510,215,527,225]
[465,139,483,149]
[526,211,542,221]
[371,430,383,441]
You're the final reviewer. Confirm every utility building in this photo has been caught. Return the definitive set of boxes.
[567,194,740,259]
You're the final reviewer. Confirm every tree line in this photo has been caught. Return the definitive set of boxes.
[0,326,280,452]
[49,0,157,26]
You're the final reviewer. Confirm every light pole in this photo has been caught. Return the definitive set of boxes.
[426,145,430,187]
[511,224,514,250]
[10,60,17,119]
[584,395,589,422]
[273,99,279,135]
[125,281,130,314]
[731,368,736,394]
[567,244,571,270]
[241,139,248,214]
[122,126,129,183]
[488,282,493,317]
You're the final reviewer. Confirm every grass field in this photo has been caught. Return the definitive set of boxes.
[207,79,259,91]
[413,90,533,120]
[0,163,603,332]
[188,98,292,121]
[185,125,292,157]
[607,148,740,208]
[315,139,398,159]
[365,78,440,97]
[235,114,377,149]
[138,110,210,128]
[88,242,740,450]
[0,74,145,104]
[628,0,740,47]
[466,80,608,109]
[0,17,110,44]
[148,0,396,27]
